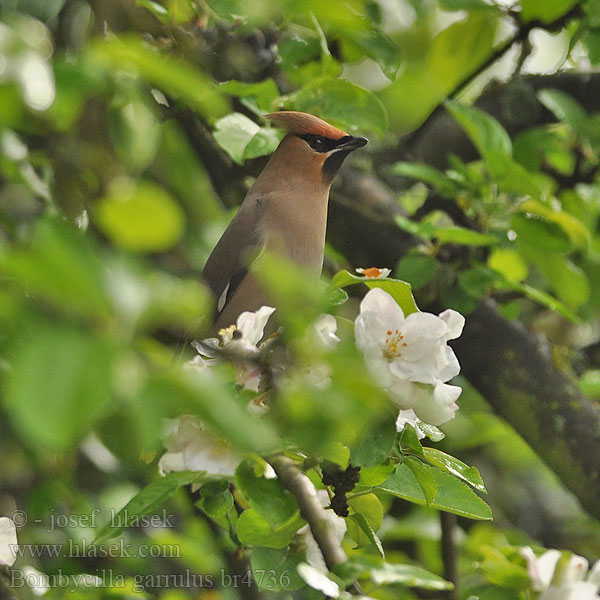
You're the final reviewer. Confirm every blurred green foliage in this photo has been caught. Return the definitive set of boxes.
[1,0,600,599]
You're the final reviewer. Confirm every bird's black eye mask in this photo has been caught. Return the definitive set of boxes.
[297,133,352,153]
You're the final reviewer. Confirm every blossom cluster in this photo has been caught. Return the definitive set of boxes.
[520,546,600,600]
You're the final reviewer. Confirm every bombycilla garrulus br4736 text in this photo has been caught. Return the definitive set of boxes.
[202,111,368,330]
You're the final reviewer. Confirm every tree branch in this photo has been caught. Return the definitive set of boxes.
[268,455,347,571]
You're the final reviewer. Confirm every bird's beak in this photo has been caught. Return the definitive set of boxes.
[338,136,369,151]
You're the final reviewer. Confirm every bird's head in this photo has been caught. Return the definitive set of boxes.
[266,111,368,184]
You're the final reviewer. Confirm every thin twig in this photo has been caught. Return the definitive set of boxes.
[268,454,347,570]
[440,511,458,600]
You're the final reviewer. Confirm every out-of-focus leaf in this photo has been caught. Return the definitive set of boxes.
[479,545,531,589]
[423,448,487,493]
[446,100,512,162]
[391,162,458,197]
[236,508,304,548]
[439,0,491,9]
[219,79,281,113]
[537,88,590,138]
[524,249,590,308]
[235,460,299,525]
[518,199,590,250]
[251,547,305,591]
[340,28,401,80]
[395,255,439,290]
[290,77,388,135]
[330,269,418,316]
[520,0,578,24]
[2,0,66,21]
[435,227,497,246]
[429,14,496,92]
[213,112,281,164]
[378,463,492,519]
[94,471,204,544]
[370,563,453,590]
[136,0,169,22]
[580,370,600,398]
[0,218,110,320]
[351,415,396,467]
[109,94,160,171]
[488,248,528,282]
[4,322,116,453]
[95,179,185,253]
[88,35,228,118]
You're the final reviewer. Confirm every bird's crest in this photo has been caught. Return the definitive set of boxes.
[266,111,347,140]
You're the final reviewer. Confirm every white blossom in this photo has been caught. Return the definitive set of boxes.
[520,546,600,600]
[395,410,426,439]
[158,415,239,477]
[356,267,391,279]
[189,305,276,392]
[354,288,464,427]
[0,516,18,567]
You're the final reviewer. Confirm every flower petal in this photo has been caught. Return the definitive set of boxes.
[412,382,461,426]
[236,305,276,345]
[0,517,18,567]
[439,309,465,340]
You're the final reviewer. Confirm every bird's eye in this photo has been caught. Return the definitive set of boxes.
[309,136,325,151]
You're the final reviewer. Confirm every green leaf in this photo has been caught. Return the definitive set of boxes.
[404,457,438,505]
[418,421,446,442]
[330,269,418,316]
[399,425,424,457]
[500,279,579,322]
[235,459,299,525]
[435,227,497,246]
[89,35,228,118]
[236,508,304,548]
[5,0,66,21]
[518,199,590,250]
[251,547,305,591]
[391,162,458,197]
[290,77,388,135]
[520,0,578,23]
[429,14,496,92]
[4,322,116,453]
[213,112,281,165]
[439,0,492,9]
[136,0,169,22]
[94,472,205,544]
[351,415,397,467]
[479,546,531,589]
[537,88,590,138]
[446,100,512,163]
[95,179,185,253]
[219,79,280,112]
[0,218,110,320]
[378,464,492,520]
[370,563,454,590]
[488,248,528,282]
[340,28,402,80]
[395,255,439,290]
[349,513,385,557]
[197,481,234,519]
[347,493,383,551]
[358,462,395,487]
[423,448,487,493]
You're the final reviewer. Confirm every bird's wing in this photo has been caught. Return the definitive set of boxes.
[201,197,265,318]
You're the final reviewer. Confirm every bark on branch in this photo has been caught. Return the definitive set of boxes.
[268,455,347,571]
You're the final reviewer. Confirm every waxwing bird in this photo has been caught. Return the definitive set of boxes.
[202,111,368,330]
